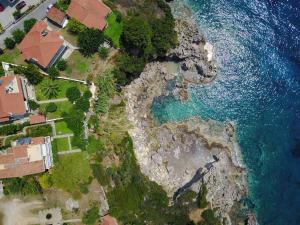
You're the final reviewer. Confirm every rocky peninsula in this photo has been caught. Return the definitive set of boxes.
[125,16,249,223]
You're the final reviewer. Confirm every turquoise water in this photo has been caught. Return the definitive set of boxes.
[152,0,300,224]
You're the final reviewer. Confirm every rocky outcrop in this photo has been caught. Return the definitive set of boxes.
[124,19,247,222]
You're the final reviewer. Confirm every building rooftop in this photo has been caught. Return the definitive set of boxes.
[0,137,53,179]
[0,75,27,123]
[47,6,66,25]
[67,0,111,30]
[102,215,118,225]
[29,114,46,125]
[17,21,64,68]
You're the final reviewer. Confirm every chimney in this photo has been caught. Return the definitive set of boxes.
[41,30,48,36]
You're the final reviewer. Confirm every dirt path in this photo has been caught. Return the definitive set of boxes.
[0,198,43,225]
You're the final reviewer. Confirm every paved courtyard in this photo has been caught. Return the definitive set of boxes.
[0,0,42,28]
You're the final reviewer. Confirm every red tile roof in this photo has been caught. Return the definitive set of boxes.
[102,215,118,225]
[67,0,111,30]
[17,21,64,68]
[29,114,46,125]
[0,137,48,179]
[0,75,27,122]
[47,7,66,25]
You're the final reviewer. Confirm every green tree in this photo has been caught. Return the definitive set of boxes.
[98,47,109,59]
[13,10,22,19]
[15,65,43,85]
[45,103,57,113]
[66,86,81,103]
[12,29,25,43]
[67,18,86,34]
[121,16,153,56]
[42,80,60,98]
[48,66,59,80]
[75,97,90,112]
[28,100,40,111]
[78,29,104,56]
[83,90,92,99]
[82,206,99,225]
[56,59,67,71]
[24,18,37,33]
[4,37,16,49]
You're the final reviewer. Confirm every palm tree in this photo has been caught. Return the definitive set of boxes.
[41,79,60,99]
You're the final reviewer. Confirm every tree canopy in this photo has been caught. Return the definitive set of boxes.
[23,18,37,33]
[78,29,104,56]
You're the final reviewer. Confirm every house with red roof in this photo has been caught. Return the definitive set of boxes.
[0,136,53,179]
[0,75,30,123]
[47,6,68,28]
[17,21,68,69]
[67,0,111,31]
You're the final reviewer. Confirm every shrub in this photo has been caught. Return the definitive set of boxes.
[67,18,86,34]
[91,163,109,186]
[14,64,43,85]
[98,47,109,59]
[82,206,99,225]
[48,66,59,80]
[75,97,90,112]
[78,28,104,56]
[0,122,29,136]
[4,37,16,49]
[3,176,42,195]
[28,100,40,111]
[13,10,22,19]
[46,103,57,113]
[26,124,52,137]
[66,86,81,103]
[201,209,221,225]
[12,29,25,43]
[24,18,37,33]
[198,185,209,208]
[56,59,67,71]
[83,90,92,99]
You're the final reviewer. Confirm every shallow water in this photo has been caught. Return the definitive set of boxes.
[152,0,300,224]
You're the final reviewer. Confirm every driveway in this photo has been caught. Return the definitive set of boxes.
[0,0,57,47]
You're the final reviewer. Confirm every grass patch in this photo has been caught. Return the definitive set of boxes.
[104,13,123,48]
[64,50,91,76]
[59,28,78,46]
[51,152,91,192]
[26,124,53,137]
[0,48,25,64]
[55,120,73,135]
[35,78,87,101]
[40,101,73,120]
[52,137,70,152]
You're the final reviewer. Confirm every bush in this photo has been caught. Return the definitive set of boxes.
[0,122,29,136]
[48,66,59,80]
[67,18,86,34]
[56,59,67,71]
[75,97,90,112]
[28,100,40,111]
[98,47,109,59]
[83,90,92,99]
[24,18,37,33]
[3,176,42,195]
[4,37,16,49]
[82,206,99,225]
[201,209,221,225]
[14,64,43,85]
[66,86,81,103]
[12,29,25,43]
[26,124,52,137]
[13,10,22,19]
[78,28,104,56]
[198,185,209,208]
[46,103,57,113]
[91,163,109,186]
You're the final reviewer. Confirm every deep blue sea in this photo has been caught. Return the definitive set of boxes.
[152,0,300,224]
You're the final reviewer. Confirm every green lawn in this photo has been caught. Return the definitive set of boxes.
[35,78,88,101]
[64,50,91,76]
[104,13,123,48]
[52,137,70,152]
[0,48,25,64]
[40,101,73,120]
[55,120,73,135]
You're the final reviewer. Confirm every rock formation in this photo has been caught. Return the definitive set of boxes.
[125,19,248,222]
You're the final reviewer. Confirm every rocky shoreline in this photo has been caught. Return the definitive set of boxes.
[125,9,250,224]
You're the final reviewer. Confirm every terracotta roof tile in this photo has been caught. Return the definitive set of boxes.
[17,21,64,68]
[0,75,27,122]
[102,215,118,225]
[47,7,66,25]
[29,114,46,125]
[67,0,111,30]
